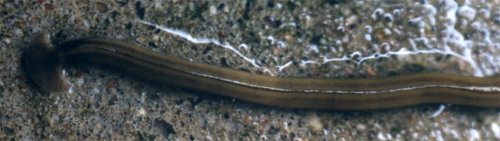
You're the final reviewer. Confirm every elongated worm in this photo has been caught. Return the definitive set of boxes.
[22,33,500,110]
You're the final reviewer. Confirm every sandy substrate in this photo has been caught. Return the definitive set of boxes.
[1,0,499,140]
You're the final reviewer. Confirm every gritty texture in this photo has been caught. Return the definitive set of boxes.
[1,0,500,140]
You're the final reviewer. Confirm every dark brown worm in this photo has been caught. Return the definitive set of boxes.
[22,33,500,110]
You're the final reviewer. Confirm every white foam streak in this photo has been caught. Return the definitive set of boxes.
[138,20,261,69]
